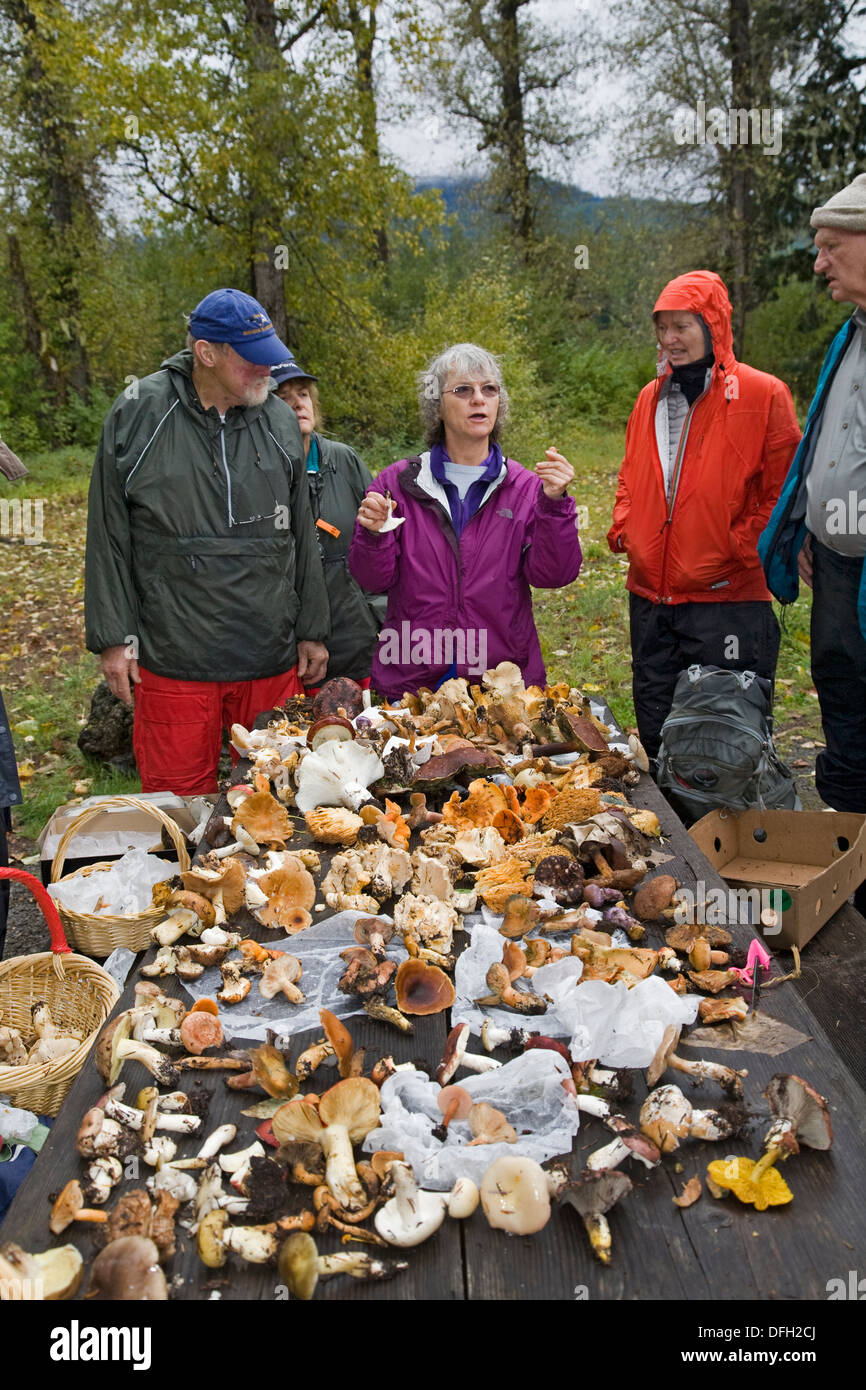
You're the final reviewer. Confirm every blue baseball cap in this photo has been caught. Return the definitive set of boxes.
[188,288,292,366]
[271,359,318,386]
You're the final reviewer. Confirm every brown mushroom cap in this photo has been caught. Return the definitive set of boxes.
[499,894,541,939]
[232,789,293,846]
[560,1169,632,1219]
[258,953,304,1001]
[89,1236,168,1300]
[49,1179,108,1236]
[182,857,246,915]
[311,678,365,721]
[306,715,356,749]
[319,1008,356,1079]
[467,1101,518,1146]
[501,940,528,982]
[435,1023,470,1084]
[394,959,456,1015]
[318,1077,382,1142]
[354,917,395,953]
[166,890,216,928]
[646,1023,682,1088]
[254,857,316,929]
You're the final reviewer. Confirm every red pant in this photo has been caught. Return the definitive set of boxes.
[134,667,303,795]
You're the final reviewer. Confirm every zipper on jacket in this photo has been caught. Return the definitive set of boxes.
[657,373,712,602]
[219,424,234,527]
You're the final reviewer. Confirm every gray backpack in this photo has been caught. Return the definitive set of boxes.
[656,665,800,825]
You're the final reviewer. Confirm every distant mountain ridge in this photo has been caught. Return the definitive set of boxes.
[413,174,684,231]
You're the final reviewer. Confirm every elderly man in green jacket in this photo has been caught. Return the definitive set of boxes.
[85,288,330,795]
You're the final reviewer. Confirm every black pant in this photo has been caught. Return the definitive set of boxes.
[0,806,10,959]
[629,595,781,760]
[811,540,866,814]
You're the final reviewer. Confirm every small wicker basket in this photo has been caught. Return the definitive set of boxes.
[48,795,191,956]
[0,867,120,1116]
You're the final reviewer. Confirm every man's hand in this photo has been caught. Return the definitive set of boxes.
[536,447,574,499]
[798,533,814,589]
[357,492,390,532]
[297,640,329,686]
[100,645,141,706]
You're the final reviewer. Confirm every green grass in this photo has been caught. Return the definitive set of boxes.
[0,446,94,502]
[8,653,140,841]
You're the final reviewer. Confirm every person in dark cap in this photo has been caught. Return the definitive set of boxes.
[271,359,383,689]
[761,174,866,912]
[609,270,801,760]
[84,288,330,795]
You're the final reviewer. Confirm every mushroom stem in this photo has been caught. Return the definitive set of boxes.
[585,1212,612,1263]
[749,1145,784,1186]
[363,998,413,1033]
[575,1095,611,1118]
[460,1052,502,1075]
[668,1054,747,1097]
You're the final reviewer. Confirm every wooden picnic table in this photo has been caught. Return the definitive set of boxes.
[2,771,864,1302]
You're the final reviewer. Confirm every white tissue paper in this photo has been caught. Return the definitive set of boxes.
[184,909,403,1043]
[47,849,175,915]
[0,1102,39,1145]
[453,921,699,1066]
[364,1049,580,1189]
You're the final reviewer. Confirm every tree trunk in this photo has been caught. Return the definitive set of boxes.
[8,0,94,406]
[727,0,752,357]
[499,0,533,254]
[243,0,289,338]
[346,2,388,264]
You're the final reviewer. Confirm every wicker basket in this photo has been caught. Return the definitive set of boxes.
[0,867,120,1116]
[49,795,191,955]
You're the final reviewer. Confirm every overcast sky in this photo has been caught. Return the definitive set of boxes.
[379,0,617,195]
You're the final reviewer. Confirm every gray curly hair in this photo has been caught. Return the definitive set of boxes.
[417,342,510,447]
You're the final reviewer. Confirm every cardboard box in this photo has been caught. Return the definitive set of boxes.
[38,793,201,886]
[690,808,866,950]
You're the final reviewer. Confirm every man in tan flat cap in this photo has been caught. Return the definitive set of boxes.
[760,173,866,913]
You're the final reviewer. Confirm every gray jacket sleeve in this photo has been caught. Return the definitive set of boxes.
[84,402,140,655]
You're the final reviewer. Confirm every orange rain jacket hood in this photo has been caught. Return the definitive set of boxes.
[608,270,801,605]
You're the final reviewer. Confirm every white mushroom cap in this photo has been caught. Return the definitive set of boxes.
[480,1155,551,1234]
[447,1176,480,1219]
[374,1161,447,1247]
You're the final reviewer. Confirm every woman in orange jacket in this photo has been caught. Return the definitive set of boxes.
[607,270,801,759]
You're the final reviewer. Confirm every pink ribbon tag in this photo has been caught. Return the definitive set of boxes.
[729,938,773,987]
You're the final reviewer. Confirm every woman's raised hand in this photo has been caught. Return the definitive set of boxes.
[536,447,574,499]
[357,490,391,532]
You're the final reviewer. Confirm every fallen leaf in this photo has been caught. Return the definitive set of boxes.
[682,1012,810,1056]
[673,1176,702,1208]
[791,760,811,769]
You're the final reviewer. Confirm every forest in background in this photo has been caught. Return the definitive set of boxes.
[1,0,864,464]
[3,0,854,838]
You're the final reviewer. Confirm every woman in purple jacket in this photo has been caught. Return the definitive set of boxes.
[348,342,582,700]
